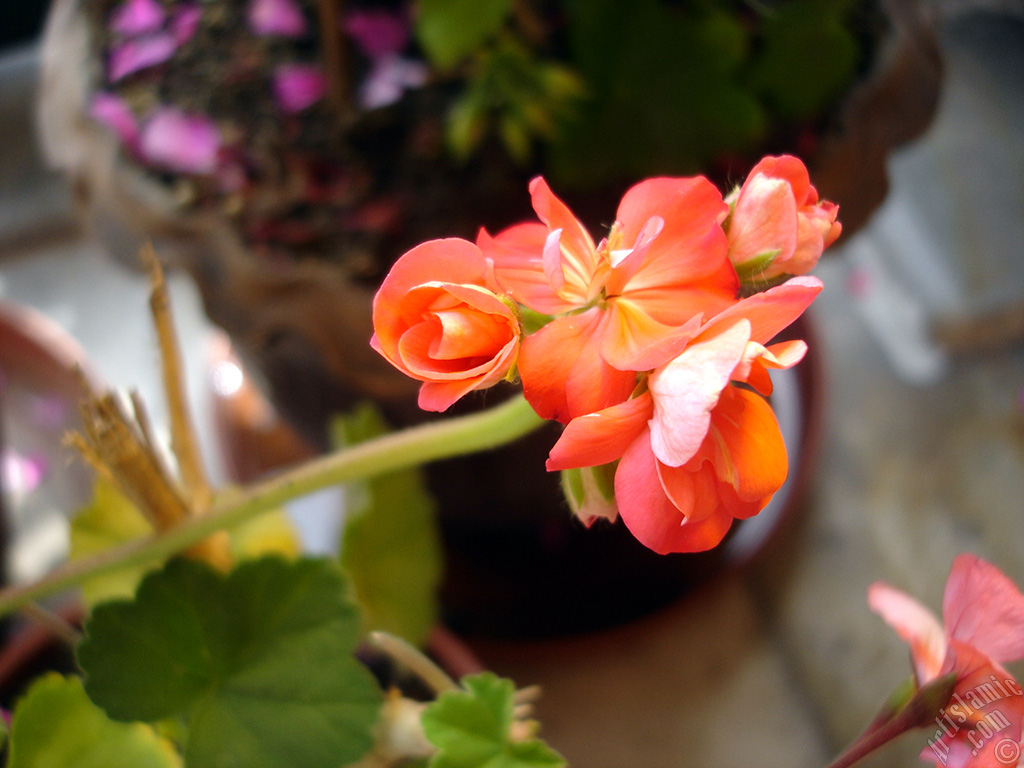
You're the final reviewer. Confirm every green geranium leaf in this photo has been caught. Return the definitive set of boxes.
[422,673,566,768]
[333,403,442,648]
[77,556,383,768]
[7,673,182,768]
[415,0,513,69]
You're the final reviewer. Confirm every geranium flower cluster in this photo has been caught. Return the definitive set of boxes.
[371,156,841,554]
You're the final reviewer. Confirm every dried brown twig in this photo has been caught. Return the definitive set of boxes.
[65,245,232,571]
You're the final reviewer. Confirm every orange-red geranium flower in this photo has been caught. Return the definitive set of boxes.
[370,238,521,412]
[478,175,738,423]
[725,155,841,282]
[546,276,821,553]
[869,555,1024,768]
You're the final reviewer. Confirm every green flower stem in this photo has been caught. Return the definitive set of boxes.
[369,631,457,694]
[0,395,544,620]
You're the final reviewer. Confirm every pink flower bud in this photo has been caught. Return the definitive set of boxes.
[726,155,841,283]
[560,465,619,527]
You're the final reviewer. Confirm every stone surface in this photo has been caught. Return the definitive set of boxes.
[472,574,830,768]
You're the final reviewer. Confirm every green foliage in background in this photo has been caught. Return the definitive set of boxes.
[333,402,443,648]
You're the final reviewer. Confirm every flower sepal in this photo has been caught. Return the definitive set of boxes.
[826,673,959,768]
[732,249,782,281]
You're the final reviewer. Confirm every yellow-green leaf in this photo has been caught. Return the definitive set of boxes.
[69,479,301,608]
[69,479,155,608]
[7,673,182,768]
[333,403,442,647]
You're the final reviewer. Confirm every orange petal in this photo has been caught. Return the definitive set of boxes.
[529,177,600,293]
[648,319,751,467]
[727,338,807,394]
[610,233,736,318]
[614,176,729,270]
[419,377,494,412]
[607,177,735,310]
[431,309,512,360]
[656,459,716,523]
[868,581,947,684]
[705,276,822,345]
[519,310,634,423]
[546,393,653,471]
[479,224,575,315]
[727,173,798,269]
[373,239,489,351]
[943,554,1024,665]
[743,361,774,396]
[706,386,788,503]
[601,299,703,372]
[761,339,808,369]
[615,433,734,554]
[747,155,814,206]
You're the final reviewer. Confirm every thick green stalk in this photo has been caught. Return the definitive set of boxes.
[0,395,543,619]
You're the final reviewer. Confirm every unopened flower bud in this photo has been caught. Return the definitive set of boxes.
[725,155,841,288]
[560,464,618,527]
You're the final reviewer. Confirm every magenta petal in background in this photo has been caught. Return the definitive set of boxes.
[89,92,140,149]
[273,64,327,113]
[171,3,203,45]
[247,0,308,37]
[109,0,165,36]
[139,107,221,174]
[108,34,178,80]
[345,10,409,58]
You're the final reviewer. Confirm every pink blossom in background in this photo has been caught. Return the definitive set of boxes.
[273,64,327,113]
[108,34,178,80]
[109,0,165,36]
[345,9,425,109]
[29,393,71,431]
[139,107,221,174]
[89,92,140,149]
[1,450,48,499]
[360,55,427,110]
[247,0,308,37]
